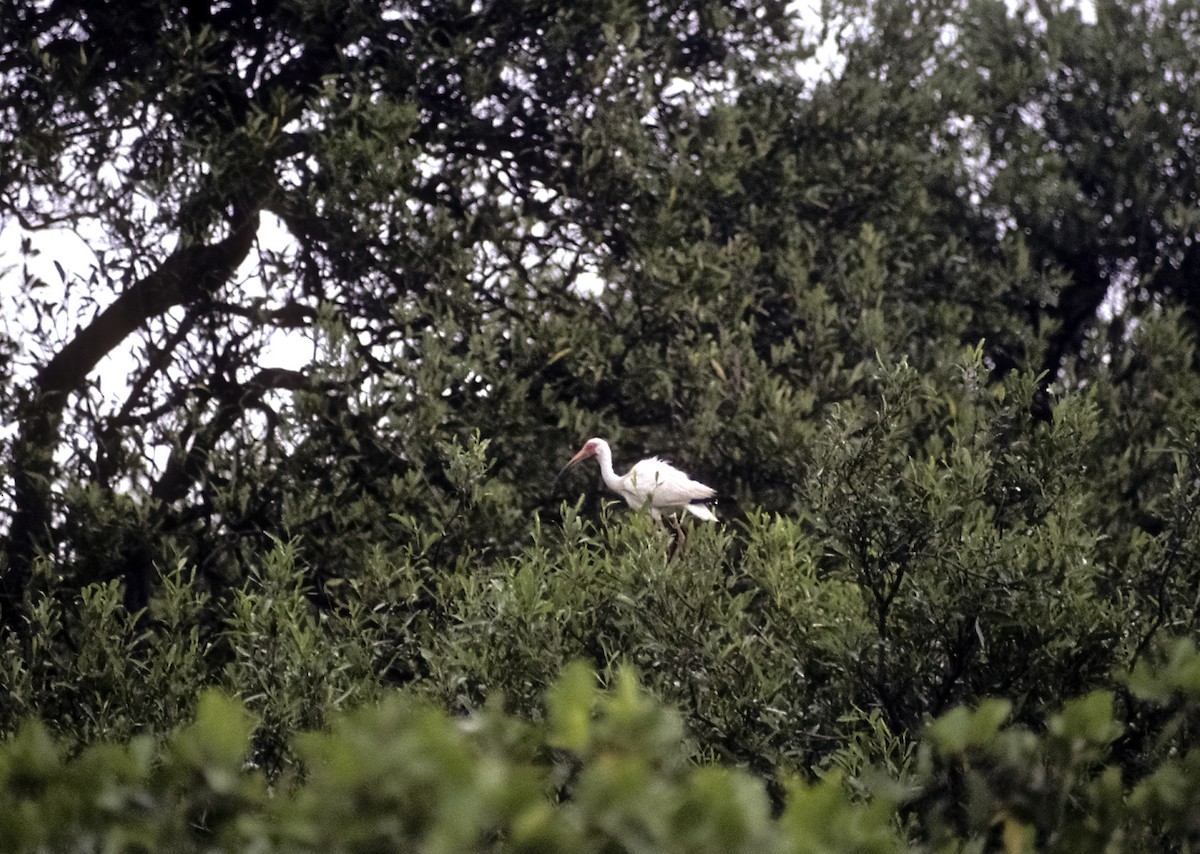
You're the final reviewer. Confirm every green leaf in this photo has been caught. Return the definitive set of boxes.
[1051,690,1120,747]
[546,661,596,752]
[927,699,1012,757]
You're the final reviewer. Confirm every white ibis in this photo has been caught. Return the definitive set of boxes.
[561,437,717,522]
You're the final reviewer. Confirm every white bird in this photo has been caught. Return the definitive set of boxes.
[562,437,717,522]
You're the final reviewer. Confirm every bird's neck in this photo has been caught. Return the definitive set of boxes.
[593,442,622,492]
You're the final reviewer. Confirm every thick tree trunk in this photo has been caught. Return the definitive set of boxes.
[1032,254,1110,421]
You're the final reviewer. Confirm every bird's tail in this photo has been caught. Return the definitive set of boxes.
[685,503,717,522]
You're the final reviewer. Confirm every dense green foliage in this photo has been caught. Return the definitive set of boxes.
[4,0,1200,848]
[6,652,1200,852]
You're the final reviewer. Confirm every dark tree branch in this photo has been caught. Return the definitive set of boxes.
[37,215,259,408]
[151,367,310,508]
[2,210,260,630]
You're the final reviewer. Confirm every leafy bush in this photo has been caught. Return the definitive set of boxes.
[5,1,1200,848]
[6,654,1200,852]
[3,348,1200,788]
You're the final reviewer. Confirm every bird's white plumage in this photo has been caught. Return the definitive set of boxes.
[566,438,717,522]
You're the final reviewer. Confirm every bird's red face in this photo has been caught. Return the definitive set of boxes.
[568,438,600,466]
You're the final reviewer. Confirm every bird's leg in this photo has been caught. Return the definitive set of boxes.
[667,515,686,562]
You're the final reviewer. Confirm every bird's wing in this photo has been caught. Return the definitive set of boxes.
[623,457,716,508]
